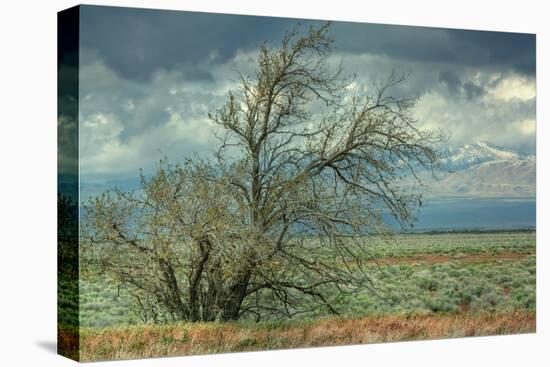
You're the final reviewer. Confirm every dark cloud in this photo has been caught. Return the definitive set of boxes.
[447,29,536,75]
[438,70,462,94]
[58,6,79,179]
[331,22,535,75]
[80,5,297,82]
[437,71,486,100]
[462,81,485,100]
[76,5,536,180]
[80,5,535,84]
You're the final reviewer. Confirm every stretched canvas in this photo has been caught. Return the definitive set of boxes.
[58,5,536,362]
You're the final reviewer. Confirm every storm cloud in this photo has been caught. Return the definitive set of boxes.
[77,5,536,181]
[80,6,535,82]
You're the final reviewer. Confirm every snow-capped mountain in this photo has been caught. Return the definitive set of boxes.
[440,141,531,171]
[422,142,535,198]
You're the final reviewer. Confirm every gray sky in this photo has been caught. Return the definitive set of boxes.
[78,5,536,181]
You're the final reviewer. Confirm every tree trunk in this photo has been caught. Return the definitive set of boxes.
[159,259,187,320]
[220,270,251,321]
[188,236,211,322]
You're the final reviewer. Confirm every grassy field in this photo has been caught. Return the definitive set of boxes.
[79,311,535,361]
[73,231,536,360]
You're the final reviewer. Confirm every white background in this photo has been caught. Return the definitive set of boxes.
[0,0,547,365]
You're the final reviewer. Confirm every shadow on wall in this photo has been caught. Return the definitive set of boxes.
[35,340,57,355]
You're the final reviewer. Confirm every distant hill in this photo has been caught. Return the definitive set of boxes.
[76,141,536,202]
[421,141,535,199]
[440,141,529,171]
[73,141,536,231]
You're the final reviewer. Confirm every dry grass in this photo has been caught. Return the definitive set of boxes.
[58,325,79,361]
[80,310,535,362]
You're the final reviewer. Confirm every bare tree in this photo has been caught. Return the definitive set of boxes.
[82,23,444,323]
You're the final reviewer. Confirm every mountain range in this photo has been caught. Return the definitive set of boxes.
[422,141,535,199]
[72,141,535,230]
[76,141,536,201]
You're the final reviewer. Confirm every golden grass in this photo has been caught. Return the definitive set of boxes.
[58,325,79,361]
[79,310,535,362]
